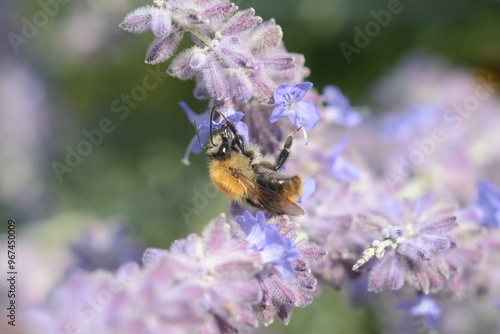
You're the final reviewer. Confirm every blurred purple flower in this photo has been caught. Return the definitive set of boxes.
[476,180,500,228]
[25,215,264,334]
[235,211,298,278]
[269,82,320,131]
[69,223,142,272]
[326,137,362,182]
[353,193,458,294]
[323,85,362,127]
[399,294,441,329]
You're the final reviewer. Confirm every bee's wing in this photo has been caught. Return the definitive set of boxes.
[232,170,305,216]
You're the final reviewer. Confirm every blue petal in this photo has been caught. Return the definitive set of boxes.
[476,180,500,228]
[180,101,209,124]
[235,210,257,236]
[327,137,362,182]
[197,111,245,131]
[236,121,249,144]
[226,111,244,123]
[181,133,207,165]
[235,210,298,279]
[289,101,320,131]
[274,83,293,104]
[299,177,316,203]
[190,132,207,154]
[323,86,350,110]
[291,82,313,102]
[399,295,441,329]
[330,136,349,158]
[269,104,289,123]
[329,157,362,182]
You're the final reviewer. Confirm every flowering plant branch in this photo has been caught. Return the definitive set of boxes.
[23,1,500,333]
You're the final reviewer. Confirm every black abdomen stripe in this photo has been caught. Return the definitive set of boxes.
[256,175,291,192]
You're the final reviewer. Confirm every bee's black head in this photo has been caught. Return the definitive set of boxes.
[207,128,232,160]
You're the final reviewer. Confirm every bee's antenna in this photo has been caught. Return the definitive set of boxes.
[212,106,246,152]
[212,106,239,136]
[193,119,206,149]
[209,106,217,146]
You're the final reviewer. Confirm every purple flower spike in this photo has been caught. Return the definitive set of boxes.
[25,215,265,334]
[326,137,362,182]
[269,82,320,131]
[221,8,262,36]
[69,223,142,272]
[323,85,363,127]
[354,193,459,294]
[120,6,154,34]
[476,180,500,228]
[150,7,172,37]
[145,30,183,64]
[235,211,298,278]
[247,19,283,56]
[202,2,238,20]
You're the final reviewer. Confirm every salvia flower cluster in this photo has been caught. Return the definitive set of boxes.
[22,1,500,333]
[25,214,324,333]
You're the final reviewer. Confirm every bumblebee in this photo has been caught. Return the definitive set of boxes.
[195,106,304,216]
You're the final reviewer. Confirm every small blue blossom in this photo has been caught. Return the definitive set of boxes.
[235,211,299,278]
[196,107,249,146]
[323,85,362,127]
[399,294,441,329]
[196,110,244,132]
[180,103,249,165]
[326,137,362,182]
[476,180,500,228]
[269,82,320,131]
[180,102,210,165]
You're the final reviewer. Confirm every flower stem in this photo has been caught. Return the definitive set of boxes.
[189,28,212,46]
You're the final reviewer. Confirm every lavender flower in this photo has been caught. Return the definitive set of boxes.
[323,85,362,127]
[249,215,326,325]
[353,193,459,294]
[28,3,498,333]
[476,180,500,228]
[121,0,307,105]
[297,181,375,289]
[235,210,298,278]
[25,215,264,334]
[69,223,142,272]
[269,82,320,132]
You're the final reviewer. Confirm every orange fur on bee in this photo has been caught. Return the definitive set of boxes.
[281,175,302,203]
[208,155,253,201]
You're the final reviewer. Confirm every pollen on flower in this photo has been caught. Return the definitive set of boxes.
[352,225,405,271]
[153,0,165,7]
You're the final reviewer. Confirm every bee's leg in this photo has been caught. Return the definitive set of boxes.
[231,134,245,152]
[274,126,302,170]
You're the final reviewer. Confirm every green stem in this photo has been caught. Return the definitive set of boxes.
[189,28,212,46]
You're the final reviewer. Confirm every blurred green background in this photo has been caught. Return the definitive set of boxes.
[1,0,499,332]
